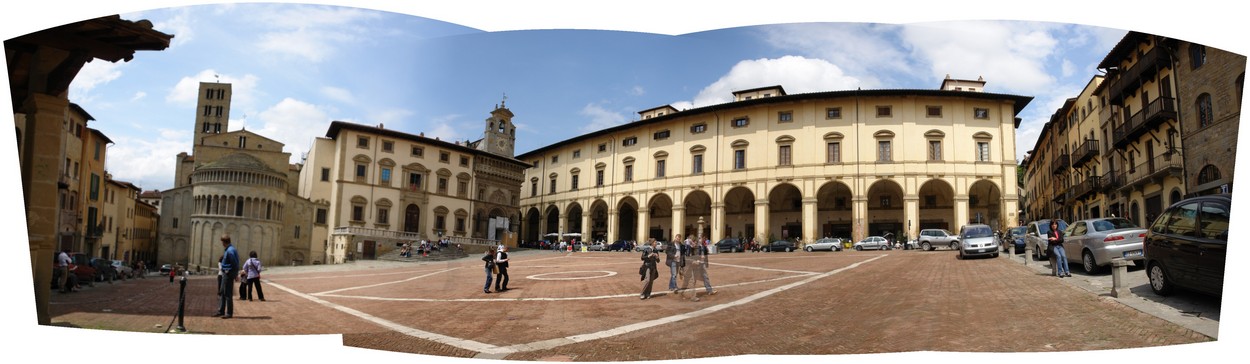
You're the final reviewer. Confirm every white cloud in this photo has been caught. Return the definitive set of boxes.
[166,70,261,109]
[1061,59,1077,78]
[579,103,630,133]
[253,98,331,162]
[104,128,191,191]
[151,8,195,48]
[629,85,646,96]
[369,109,414,127]
[69,60,124,102]
[899,21,1061,94]
[129,92,147,102]
[687,56,861,107]
[248,5,384,63]
[321,86,356,104]
[759,23,915,87]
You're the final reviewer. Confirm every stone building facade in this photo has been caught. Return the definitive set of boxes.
[517,81,1031,246]
[1174,40,1245,197]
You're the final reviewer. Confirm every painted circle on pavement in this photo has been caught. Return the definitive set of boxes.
[526,270,618,280]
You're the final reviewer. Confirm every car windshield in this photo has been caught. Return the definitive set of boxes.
[1036,220,1067,234]
[1092,218,1138,232]
[963,226,993,238]
[1010,227,1027,235]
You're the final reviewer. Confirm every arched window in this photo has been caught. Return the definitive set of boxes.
[1197,93,1214,128]
[1197,165,1221,185]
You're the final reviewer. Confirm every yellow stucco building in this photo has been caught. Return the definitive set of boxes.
[518,79,1032,246]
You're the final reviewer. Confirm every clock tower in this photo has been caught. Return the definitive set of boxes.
[481,98,516,157]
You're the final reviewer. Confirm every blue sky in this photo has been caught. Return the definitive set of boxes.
[11,2,1141,192]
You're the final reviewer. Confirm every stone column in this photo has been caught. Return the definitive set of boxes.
[754,199,769,242]
[905,197,919,241]
[607,209,618,243]
[802,197,818,247]
[852,198,868,242]
[637,209,650,242]
[955,195,970,230]
[711,202,725,243]
[580,206,591,241]
[22,92,69,326]
[671,206,685,242]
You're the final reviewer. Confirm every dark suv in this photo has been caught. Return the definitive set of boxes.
[1143,194,1230,297]
[715,238,745,253]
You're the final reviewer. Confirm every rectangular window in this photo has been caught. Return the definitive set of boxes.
[456,217,466,232]
[977,142,991,161]
[926,106,942,117]
[594,170,605,187]
[411,146,424,157]
[355,164,366,178]
[460,156,469,166]
[691,124,707,134]
[734,150,746,170]
[439,152,450,163]
[357,136,369,148]
[531,181,537,196]
[458,181,467,197]
[316,208,327,224]
[172,217,179,229]
[295,226,301,238]
[779,145,792,166]
[550,178,557,194]
[90,174,100,200]
[382,140,394,153]
[654,130,671,140]
[436,216,446,230]
[352,206,364,221]
[974,108,989,119]
[826,142,841,163]
[878,141,892,162]
[731,117,749,128]
[880,196,892,208]
[826,107,842,119]
[929,141,942,161]
[551,155,559,164]
[408,173,423,191]
[573,150,581,158]
[438,178,448,194]
[598,143,607,152]
[692,154,704,174]
[380,168,391,184]
[778,111,793,123]
[571,175,579,190]
[656,160,667,177]
[377,208,389,224]
[876,106,892,117]
[624,165,634,182]
[320,167,330,182]
[622,137,637,146]
[94,141,101,161]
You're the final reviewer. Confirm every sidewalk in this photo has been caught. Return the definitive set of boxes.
[1000,249,1220,339]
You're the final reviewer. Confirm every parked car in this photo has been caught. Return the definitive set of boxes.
[1002,226,1027,253]
[1060,218,1147,274]
[853,236,890,251]
[715,238,745,253]
[1025,218,1069,261]
[608,240,629,252]
[111,260,135,279]
[957,224,999,259]
[1143,194,1230,297]
[586,242,608,251]
[917,229,960,251]
[805,237,843,252]
[764,240,796,252]
[53,253,96,289]
[160,264,174,275]
[89,258,117,282]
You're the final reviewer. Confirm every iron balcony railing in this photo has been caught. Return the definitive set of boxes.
[1119,154,1183,189]
[1051,153,1071,174]
[1072,139,1100,167]
[1070,177,1101,200]
[1100,172,1122,192]
[1113,97,1177,149]
[1106,45,1169,102]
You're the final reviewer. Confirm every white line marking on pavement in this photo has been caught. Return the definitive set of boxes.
[311,268,458,295]
[708,261,821,275]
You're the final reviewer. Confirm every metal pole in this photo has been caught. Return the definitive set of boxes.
[175,275,187,332]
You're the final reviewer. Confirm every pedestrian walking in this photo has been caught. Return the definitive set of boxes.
[494,245,510,292]
[679,238,716,301]
[241,251,265,301]
[213,234,239,319]
[665,234,683,293]
[1048,219,1070,277]
[482,246,497,293]
[639,240,660,299]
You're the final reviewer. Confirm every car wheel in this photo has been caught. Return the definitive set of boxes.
[921,242,931,251]
[1032,245,1042,261]
[992,252,999,258]
[1082,251,1101,274]
[949,242,959,251]
[787,247,794,252]
[855,246,862,251]
[1148,262,1173,296]
[805,246,813,252]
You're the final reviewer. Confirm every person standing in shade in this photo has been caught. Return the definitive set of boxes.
[482,246,497,294]
[639,240,660,299]
[494,245,510,292]
[241,251,265,301]
[1048,219,1070,277]
[56,250,72,293]
[213,234,239,319]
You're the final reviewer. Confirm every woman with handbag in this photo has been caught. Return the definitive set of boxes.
[482,247,497,293]
[639,240,660,300]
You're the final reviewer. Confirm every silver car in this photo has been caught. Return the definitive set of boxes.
[1060,218,1146,274]
[853,236,889,251]
[958,224,999,259]
[1025,219,1068,261]
[805,237,843,252]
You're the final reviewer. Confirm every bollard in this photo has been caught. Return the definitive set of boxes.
[1110,258,1131,298]
[175,275,187,332]
[1023,245,1031,266]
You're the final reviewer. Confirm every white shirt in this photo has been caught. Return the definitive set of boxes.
[57,252,71,267]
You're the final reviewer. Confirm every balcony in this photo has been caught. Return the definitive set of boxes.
[1106,45,1169,103]
[333,226,425,241]
[1070,177,1101,200]
[1072,139,1100,167]
[1118,154,1184,191]
[1112,97,1177,149]
[1051,153,1070,174]
[1100,172,1122,193]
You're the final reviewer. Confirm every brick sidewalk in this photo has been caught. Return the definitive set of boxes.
[47,250,1210,360]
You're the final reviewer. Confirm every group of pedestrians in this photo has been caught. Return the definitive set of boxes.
[651,234,715,301]
[214,234,267,319]
[482,245,510,293]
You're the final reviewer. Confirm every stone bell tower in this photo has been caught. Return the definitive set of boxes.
[481,96,516,157]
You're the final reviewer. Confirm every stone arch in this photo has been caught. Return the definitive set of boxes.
[866,179,905,242]
[768,183,803,240]
[647,193,674,241]
[617,196,639,241]
[590,199,610,241]
[682,189,713,239]
[723,186,757,242]
[968,179,1003,231]
[918,178,956,231]
[523,207,541,243]
[816,181,853,239]
[565,202,584,238]
[544,204,561,239]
